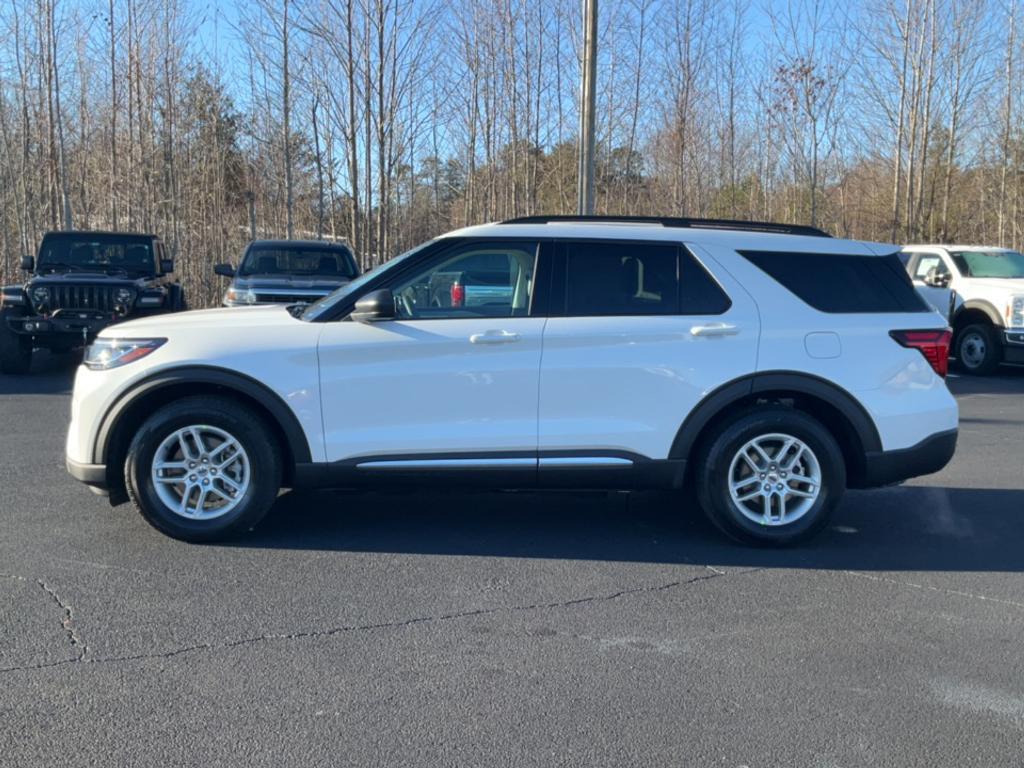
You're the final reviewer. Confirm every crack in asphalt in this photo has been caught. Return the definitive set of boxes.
[0,565,738,675]
[842,571,1024,611]
[36,580,88,660]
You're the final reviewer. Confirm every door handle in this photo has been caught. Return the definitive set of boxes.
[690,322,739,337]
[470,330,521,344]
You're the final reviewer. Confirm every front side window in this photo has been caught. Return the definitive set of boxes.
[912,254,949,280]
[239,245,357,278]
[390,242,537,319]
[950,249,1024,279]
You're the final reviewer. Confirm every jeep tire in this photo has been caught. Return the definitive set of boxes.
[0,312,32,374]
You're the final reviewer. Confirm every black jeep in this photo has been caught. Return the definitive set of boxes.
[0,231,186,374]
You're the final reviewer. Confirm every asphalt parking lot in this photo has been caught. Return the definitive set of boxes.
[1,355,1022,767]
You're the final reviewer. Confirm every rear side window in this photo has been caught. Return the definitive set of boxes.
[739,250,930,313]
[563,242,730,316]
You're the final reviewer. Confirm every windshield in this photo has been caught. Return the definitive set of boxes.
[950,250,1024,279]
[239,244,357,278]
[38,235,155,276]
[300,241,435,321]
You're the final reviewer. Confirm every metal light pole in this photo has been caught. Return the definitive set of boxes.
[577,0,598,215]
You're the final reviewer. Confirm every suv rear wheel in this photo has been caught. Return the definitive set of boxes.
[0,312,32,374]
[694,408,846,546]
[954,323,1001,375]
[124,396,281,542]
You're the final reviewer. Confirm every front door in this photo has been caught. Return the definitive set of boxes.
[317,240,545,467]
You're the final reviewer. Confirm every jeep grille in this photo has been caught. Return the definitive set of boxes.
[49,284,118,312]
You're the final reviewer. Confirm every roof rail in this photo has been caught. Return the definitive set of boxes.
[499,215,831,238]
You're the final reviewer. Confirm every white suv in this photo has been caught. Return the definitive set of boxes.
[66,216,959,546]
[901,245,1024,374]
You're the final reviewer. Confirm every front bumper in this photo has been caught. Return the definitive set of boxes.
[1004,330,1024,363]
[8,311,115,340]
[859,428,958,487]
[67,457,107,486]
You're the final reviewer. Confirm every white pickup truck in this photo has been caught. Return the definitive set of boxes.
[901,245,1024,374]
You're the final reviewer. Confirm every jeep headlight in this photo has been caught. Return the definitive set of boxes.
[1009,295,1024,328]
[115,287,135,306]
[84,338,166,370]
[30,286,49,307]
[225,287,257,306]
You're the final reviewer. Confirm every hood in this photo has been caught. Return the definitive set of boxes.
[29,272,150,288]
[961,277,1024,294]
[232,276,351,292]
[99,304,296,338]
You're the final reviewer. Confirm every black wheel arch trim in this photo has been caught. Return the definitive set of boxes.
[93,365,314,467]
[669,371,883,461]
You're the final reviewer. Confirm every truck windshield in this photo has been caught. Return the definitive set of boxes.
[239,245,358,278]
[38,235,155,275]
[300,241,434,321]
[950,250,1024,278]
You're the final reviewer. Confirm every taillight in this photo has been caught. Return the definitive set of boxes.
[450,282,465,307]
[890,329,952,377]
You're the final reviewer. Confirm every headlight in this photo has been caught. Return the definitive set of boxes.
[1009,295,1024,328]
[115,287,135,305]
[225,287,257,305]
[84,338,166,370]
[31,286,49,306]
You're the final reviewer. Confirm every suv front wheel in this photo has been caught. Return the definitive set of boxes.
[124,396,281,542]
[694,408,846,546]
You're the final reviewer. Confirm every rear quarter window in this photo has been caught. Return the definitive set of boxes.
[739,250,930,313]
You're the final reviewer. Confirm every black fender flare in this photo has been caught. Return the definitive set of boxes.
[669,371,882,460]
[94,365,313,466]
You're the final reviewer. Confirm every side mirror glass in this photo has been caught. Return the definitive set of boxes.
[159,258,174,274]
[351,289,396,323]
[20,255,34,272]
[214,263,235,278]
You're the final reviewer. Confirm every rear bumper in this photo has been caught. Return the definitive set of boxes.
[858,428,957,488]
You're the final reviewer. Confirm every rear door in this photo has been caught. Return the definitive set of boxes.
[537,239,759,465]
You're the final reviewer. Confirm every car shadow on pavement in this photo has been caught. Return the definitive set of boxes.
[241,484,1024,572]
[0,350,79,394]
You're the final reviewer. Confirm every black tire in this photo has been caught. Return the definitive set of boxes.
[694,407,846,547]
[954,323,1001,375]
[0,313,32,374]
[124,396,281,542]
[169,284,188,312]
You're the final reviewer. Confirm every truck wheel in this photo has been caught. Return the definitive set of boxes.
[0,315,32,374]
[124,396,282,542]
[955,323,1001,375]
[694,407,846,547]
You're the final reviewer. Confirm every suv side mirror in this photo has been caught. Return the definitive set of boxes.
[924,267,951,289]
[20,255,34,272]
[351,289,396,322]
[214,263,235,278]
[159,258,174,275]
